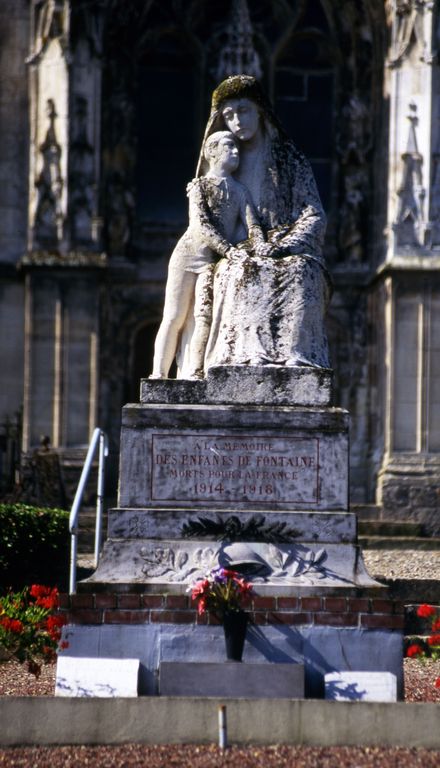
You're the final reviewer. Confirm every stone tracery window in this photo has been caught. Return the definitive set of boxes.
[101,0,378,267]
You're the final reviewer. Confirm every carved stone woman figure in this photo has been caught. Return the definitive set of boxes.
[178,75,331,375]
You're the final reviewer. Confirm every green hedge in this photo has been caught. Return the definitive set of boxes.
[0,504,69,591]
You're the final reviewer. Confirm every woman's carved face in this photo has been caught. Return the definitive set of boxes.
[221,98,260,142]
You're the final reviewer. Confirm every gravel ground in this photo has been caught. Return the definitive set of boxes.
[0,744,440,768]
[0,549,438,766]
[0,659,439,766]
[363,549,440,581]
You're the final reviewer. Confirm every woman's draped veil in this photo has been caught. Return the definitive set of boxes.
[195,75,288,178]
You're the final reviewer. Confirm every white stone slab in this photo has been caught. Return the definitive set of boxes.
[56,657,140,698]
[325,671,397,702]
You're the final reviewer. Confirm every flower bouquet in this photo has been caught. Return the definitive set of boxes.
[0,584,68,677]
[406,603,440,690]
[190,568,253,661]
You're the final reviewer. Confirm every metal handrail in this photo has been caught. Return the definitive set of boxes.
[69,428,109,594]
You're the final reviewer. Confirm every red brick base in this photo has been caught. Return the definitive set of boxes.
[59,593,404,630]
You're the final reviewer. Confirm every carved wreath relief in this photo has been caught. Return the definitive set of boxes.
[139,541,331,584]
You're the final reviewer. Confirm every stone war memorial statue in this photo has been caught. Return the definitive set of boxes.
[152,75,331,380]
[151,127,264,380]
[63,76,403,701]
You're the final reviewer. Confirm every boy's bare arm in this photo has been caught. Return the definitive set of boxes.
[188,180,232,257]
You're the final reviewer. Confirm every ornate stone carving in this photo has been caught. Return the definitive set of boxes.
[140,545,216,581]
[69,96,95,244]
[336,94,372,263]
[389,0,436,67]
[102,75,136,256]
[393,103,425,247]
[215,0,262,82]
[430,108,440,247]
[33,99,64,245]
[181,514,300,542]
[138,540,334,585]
[28,0,70,63]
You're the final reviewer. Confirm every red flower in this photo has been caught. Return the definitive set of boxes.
[0,617,11,630]
[197,598,207,616]
[417,604,436,618]
[432,618,440,632]
[10,619,23,634]
[0,617,23,633]
[427,634,440,646]
[46,614,66,640]
[30,585,46,598]
[219,569,238,580]
[406,644,424,658]
[191,579,210,599]
[59,640,69,650]
[237,578,253,594]
[435,678,440,689]
[30,585,59,610]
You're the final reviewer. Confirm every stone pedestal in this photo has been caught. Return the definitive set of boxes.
[83,369,374,592]
[61,367,403,698]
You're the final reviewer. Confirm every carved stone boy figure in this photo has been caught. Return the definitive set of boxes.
[151,130,263,379]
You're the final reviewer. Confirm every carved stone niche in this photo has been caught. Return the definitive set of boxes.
[27,0,104,256]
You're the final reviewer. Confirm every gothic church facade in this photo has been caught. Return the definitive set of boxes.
[0,0,439,531]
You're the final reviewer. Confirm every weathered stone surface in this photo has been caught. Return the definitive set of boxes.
[108,508,357,544]
[141,365,333,406]
[118,404,349,511]
[83,539,378,590]
[378,455,440,536]
[150,131,265,380]
[150,76,329,380]
[325,671,397,702]
[55,657,140,698]
[159,661,305,698]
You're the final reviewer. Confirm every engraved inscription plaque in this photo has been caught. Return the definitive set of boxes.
[151,432,319,505]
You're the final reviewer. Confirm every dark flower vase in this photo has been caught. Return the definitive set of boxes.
[223,610,248,661]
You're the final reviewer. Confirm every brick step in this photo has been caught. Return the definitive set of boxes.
[358,520,424,537]
[359,536,440,550]
[59,592,404,631]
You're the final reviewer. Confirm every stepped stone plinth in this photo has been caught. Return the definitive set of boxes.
[61,367,403,698]
[83,368,375,593]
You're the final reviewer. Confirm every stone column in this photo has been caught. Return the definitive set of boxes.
[22,1,106,470]
[22,269,101,452]
[376,1,440,533]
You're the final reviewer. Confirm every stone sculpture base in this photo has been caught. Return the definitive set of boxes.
[61,367,403,698]
[84,393,374,591]
[59,592,404,698]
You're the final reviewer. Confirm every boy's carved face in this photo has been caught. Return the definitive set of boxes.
[207,135,239,174]
[214,136,239,173]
